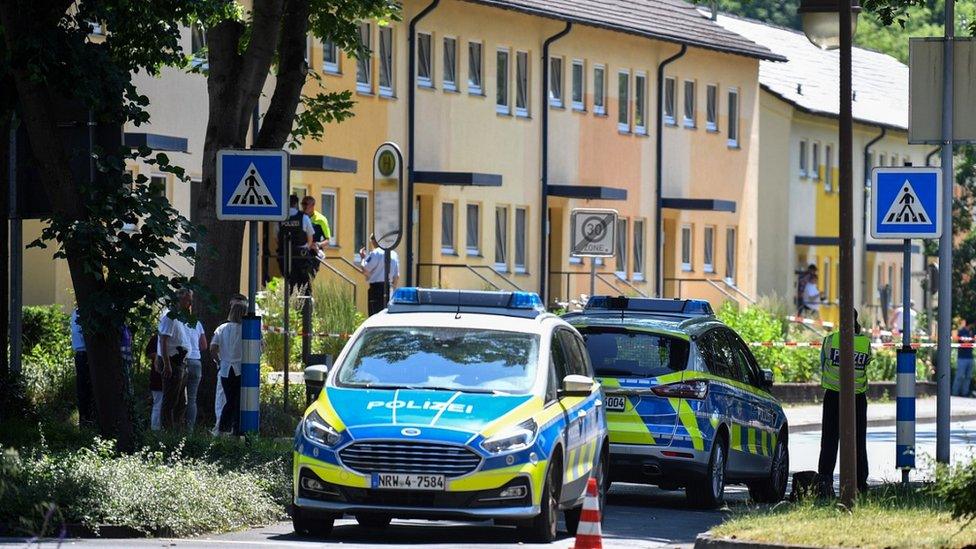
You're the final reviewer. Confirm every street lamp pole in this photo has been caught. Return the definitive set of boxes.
[837,0,858,507]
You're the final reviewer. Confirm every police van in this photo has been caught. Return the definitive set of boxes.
[292,288,609,542]
[564,296,789,508]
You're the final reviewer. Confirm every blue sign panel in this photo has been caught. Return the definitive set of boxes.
[216,149,289,221]
[871,167,942,240]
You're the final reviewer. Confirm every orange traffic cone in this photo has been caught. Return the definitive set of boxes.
[572,477,603,549]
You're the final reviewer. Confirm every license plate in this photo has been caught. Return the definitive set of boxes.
[371,473,446,491]
[605,395,627,412]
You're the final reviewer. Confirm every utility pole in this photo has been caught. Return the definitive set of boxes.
[936,0,955,465]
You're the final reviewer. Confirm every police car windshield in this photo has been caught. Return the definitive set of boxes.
[579,328,689,378]
[336,327,541,394]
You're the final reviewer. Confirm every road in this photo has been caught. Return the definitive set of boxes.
[6,420,975,549]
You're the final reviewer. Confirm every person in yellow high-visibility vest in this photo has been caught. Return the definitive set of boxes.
[818,309,872,493]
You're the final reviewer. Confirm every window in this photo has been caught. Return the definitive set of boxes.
[811,142,821,181]
[557,329,589,377]
[799,140,808,177]
[699,330,739,381]
[323,38,340,73]
[495,206,508,271]
[683,80,696,128]
[515,207,527,273]
[633,220,645,280]
[825,145,834,192]
[441,202,455,254]
[548,56,563,107]
[466,203,480,255]
[443,37,457,91]
[305,34,312,65]
[320,190,337,246]
[515,50,529,117]
[354,193,369,256]
[879,153,887,167]
[725,227,736,282]
[378,26,394,96]
[703,226,715,273]
[823,258,832,301]
[617,70,630,132]
[550,332,570,385]
[151,175,169,200]
[663,77,676,125]
[571,60,584,111]
[190,24,207,63]
[356,23,371,93]
[706,84,718,131]
[635,73,647,134]
[615,218,629,278]
[681,224,693,271]
[496,49,510,114]
[417,32,432,87]
[468,41,483,94]
[581,328,689,379]
[727,88,739,146]
[593,65,606,115]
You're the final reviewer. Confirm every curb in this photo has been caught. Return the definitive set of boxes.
[695,533,840,549]
[789,412,976,434]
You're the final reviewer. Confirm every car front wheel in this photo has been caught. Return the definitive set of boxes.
[517,463,560,543]
[292,507,336,539]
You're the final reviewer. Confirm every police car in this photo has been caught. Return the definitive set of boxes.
[292,288,609,542]
[564,296,789,508]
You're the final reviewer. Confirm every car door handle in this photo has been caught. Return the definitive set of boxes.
[594,399,603,408]
[577,410,587,418]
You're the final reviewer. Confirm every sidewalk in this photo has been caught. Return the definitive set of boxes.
[787,395,976,433]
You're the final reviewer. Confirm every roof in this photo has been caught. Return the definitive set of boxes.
[563,310,720,337]
[715,13,910,130]
[462,0,784,62]
[362,308,563,335]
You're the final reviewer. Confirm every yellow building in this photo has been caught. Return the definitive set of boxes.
[287,0,779,310]
[718,14,932,325]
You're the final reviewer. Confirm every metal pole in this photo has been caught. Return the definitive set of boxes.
[838,0,858,506]
[248,222,258,315]
[283,246,291,413]
[590,257,596,298]
[8,116,21,376]
[897,238,916,484]
[301,294,312,367]
[384,249,391,307]
[936,0,954,465]
[240,221,261,434]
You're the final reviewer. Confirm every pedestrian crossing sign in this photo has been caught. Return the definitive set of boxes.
[216,149,289,221]
[871,167,942,240]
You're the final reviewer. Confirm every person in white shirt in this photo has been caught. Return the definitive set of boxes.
[70,309,95,427]
[359,234,400,316]
[183,319,208,430]
[802,275,823,318]
[888,300,919,334]
[211,294,248,435]
[158,289,192,430]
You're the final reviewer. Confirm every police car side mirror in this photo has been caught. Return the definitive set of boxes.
[761,368,774,389]
[560,374,595,397]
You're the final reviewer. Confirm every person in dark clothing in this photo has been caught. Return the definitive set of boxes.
[953,319,974,396]
[278,194,315,293]
[70,309,95,428]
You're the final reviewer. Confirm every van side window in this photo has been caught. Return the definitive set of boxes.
[558,329,588,377]
[573,335,595,378]
[551,332,570,383]
[726,330,764,387]
[699,330,737,381]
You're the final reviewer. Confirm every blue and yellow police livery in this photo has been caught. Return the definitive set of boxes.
[564,297,789,508]
[293,289,609,542]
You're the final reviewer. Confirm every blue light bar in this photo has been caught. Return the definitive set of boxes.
[387,288,546,318]
[584,296,714,317]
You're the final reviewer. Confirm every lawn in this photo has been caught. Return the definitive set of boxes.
[712,486,976,548]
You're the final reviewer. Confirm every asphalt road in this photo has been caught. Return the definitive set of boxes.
[6,420,976,549]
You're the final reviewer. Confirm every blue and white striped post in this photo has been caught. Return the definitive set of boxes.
[895,237,915,482]
[240,314,262,434]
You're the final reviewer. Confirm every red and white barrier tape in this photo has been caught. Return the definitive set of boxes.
[749,340,976,349]
[262,325,352,339]
[786,316,835,329]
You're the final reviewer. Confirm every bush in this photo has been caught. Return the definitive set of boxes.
[0,436,286,537]
[718,300,820,382]
[930,456,976,520]
[312,278,365,360]
[22,306,71,354]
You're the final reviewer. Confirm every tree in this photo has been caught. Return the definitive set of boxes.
[189,0,397,389]
[0,0,205,450]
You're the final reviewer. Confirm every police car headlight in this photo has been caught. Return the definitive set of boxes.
[302,410,341,447]
[481,419,538,454]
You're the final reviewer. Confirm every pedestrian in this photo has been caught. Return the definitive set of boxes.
[818,308,871,493]
[70,308,96,428]
[888,300,919,336]
[796,264,818,316]
[183,318,208,429]
[278,194,316,293]
[953,318,974,397]
[145,334,163,431]
[211,294,248,435]
[158,289,192,430]
[301,195,331,253]
[802,273,823,319]
[359,234,400,316]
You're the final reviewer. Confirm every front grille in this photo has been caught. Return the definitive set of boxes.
[339,441,482,478]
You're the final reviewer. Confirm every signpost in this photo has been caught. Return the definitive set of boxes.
[871,166,942,482]
[373,143,404,306]
[570,209,617,298]
[217,149,289,434]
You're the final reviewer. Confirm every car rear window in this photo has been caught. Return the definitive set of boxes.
[578,328,689,378]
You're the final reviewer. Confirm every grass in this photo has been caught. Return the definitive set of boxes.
[712,485,976,548]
